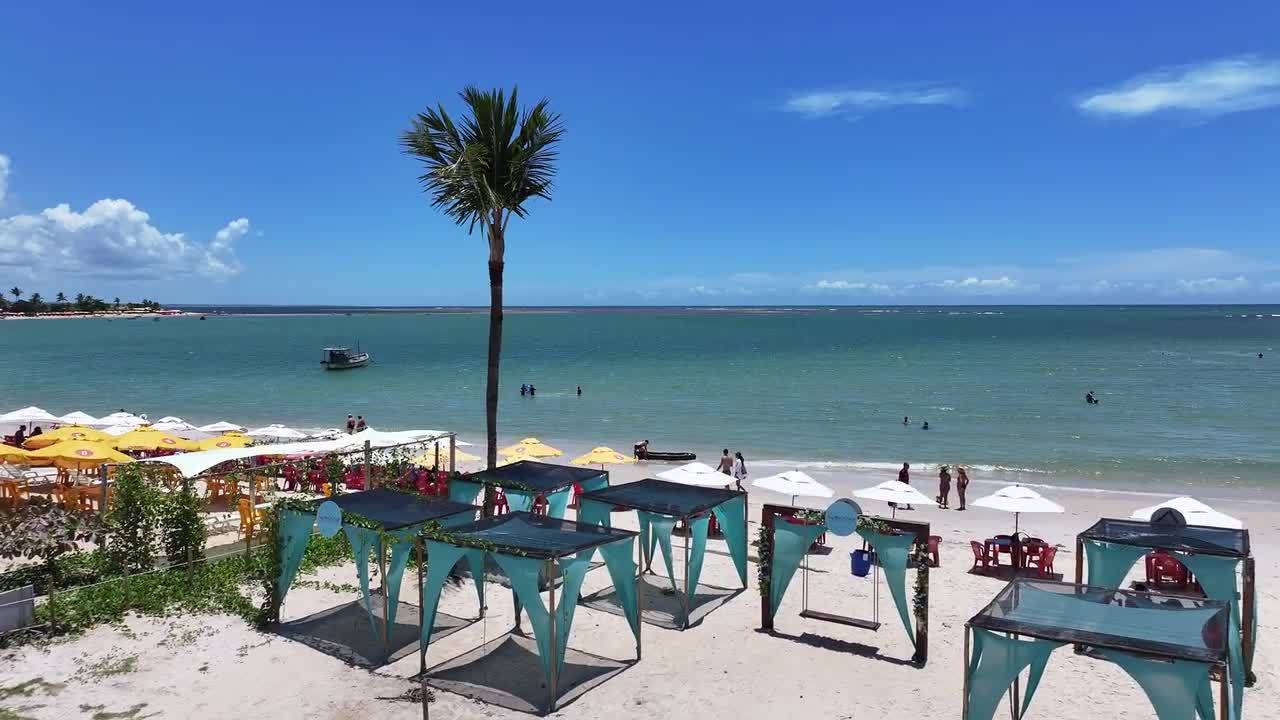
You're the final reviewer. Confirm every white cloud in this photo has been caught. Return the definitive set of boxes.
[688,285,724,297]
[1173,276,1250,294]
[803,279,893,294]
[0,154,10,206]
[929,276,1033,294]
[784,85,967,118]
[1078,56,1280,117]
[0,155,248,279]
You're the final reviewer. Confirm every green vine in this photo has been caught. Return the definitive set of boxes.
[909,545,930,624]
[856,516,894,535]
[256,506,282,628]
[754,523,772,598]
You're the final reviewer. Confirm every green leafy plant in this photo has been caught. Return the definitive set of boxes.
[0,550,106,596]
[0,499,104,588]
[754,523,772,598]
[157,482,206,567]
[105,465,162,575]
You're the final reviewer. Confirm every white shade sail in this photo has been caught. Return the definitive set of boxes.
[308,428,347,440]
[656,462,730,488]
[140,439,345,478]
[1130,496,1243,530]
[752,470,834,500]
[58,411,100,426]
[198,421,245,433]
[853,479,934,506]
[247,424,309,441]
[971,485,1064,515]
[329,428,458,451]
[0,406,61,425]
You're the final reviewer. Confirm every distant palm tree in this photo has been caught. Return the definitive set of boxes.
[9,287,21,302]
[28,293,43,309]
[401,86,563,507]
[55,292,67,307]
[113,297,120,310]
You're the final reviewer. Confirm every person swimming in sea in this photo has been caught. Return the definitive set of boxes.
[520,384,528,396]
[922,421,929,430]
[1085,390,1096,405]
[903,416,910,426]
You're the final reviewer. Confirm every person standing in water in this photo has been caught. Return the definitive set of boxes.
[902,416,910,426]
[731,451,747,491]
[937,465,951,509]
[577,385,582,396]
[956,466,970,510]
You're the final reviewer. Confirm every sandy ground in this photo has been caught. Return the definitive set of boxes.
[2,463,1276,720]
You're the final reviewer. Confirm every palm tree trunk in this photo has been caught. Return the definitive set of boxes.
[482,254,504,517]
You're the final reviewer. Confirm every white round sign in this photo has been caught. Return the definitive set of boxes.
[316,501,342,538]
[824,498,861,536]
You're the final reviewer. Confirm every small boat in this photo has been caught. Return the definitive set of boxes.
[321,346,370,370]
[635,449,696,462]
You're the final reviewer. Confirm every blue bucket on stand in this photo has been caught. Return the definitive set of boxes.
[851,549,873,577]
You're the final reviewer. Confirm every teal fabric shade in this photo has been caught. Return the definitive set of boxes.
[643,512,679,593]
[966,628,1063,720]
[383,529,417,626]
[343,525,382,635]
[504,487,538,513]
[276,508,316,606]
[1083,539,1150,589]
[577,498,612,528]
[1179,553,1243,720]
[684,514,710,602]
[553,551,596,677]
[1096,649,1216,720]
[857,528,917,644]
[493,553,554,681]
[710,494,748,585]
[768,520,825,619]
[545,486,573,519]
[448,479,482,506]
[420,540,473,648]
[581,475,610,494]
[598,538,641,640]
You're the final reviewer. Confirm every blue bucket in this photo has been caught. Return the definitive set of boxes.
[851,549,873,577]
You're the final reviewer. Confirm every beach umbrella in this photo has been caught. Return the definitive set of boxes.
[657,461,731,488]
[0,406,61,426]
[412,447,481,467]
[23,425,111,449]
[752,470,834,506]
[0,446,33,464]
[571,446,636,469]
[97,411,147,427]
[308,428,347,440]
[1130,496,1242,530]
[196,432,254,451]
[28,440,132,469]
[113,426,199,452]
[58,411,100,426]
[498,437,563,459]
[99,424,137,436]
[154,416,185,424]
[247,424,309,441]
[971,484,1064,532]
[199,421,245,433]
[853,479,934,518]
[152,420,200,436]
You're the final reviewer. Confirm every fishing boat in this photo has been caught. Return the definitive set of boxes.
[321,346,370,370]
[634,444,696,462]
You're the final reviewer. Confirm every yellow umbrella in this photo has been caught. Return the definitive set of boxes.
[195,432,254,450]
[412,447,481,466]
[113,426,198,452]
[28,440,132,469]
[498,437,563,459]
[571,446,636,467]
[23,426,111,449]
[0,446,33,464]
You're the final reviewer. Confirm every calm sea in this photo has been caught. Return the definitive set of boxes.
[3,306,1277,494]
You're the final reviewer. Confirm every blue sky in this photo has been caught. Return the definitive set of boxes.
[2,2,1279,305]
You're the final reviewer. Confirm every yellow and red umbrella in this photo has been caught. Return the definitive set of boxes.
[28,440,132,469]
[23,425,111,449]
[0,446,33,464]
[498,437,563,459]
[195,432,254,450]
[570,446,636,468]
[113,426,198,452]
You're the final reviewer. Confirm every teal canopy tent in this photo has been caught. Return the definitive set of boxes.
[448,460,608,519]
[272,489,478,661]
[964,578,1235,720]
[1076,518,1256,690]
[576,478,748,629]
[418,512,640,713]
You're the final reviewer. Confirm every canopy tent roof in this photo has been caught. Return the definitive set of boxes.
[139,439,342,477]
[655,461,729,488]
[579,478,742,518]
[969,578,1229,664]
[751,470,834,499]
[465,460,604,493]
[1078,517,1249,558]
[444,511,638,560]
[312,489,476,531]
[1130,496,1243,530]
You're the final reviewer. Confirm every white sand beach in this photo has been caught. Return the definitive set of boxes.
[1,463,1276,719]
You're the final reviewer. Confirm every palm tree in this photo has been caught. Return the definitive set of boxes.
[401,86,563,507]
[55,292,67,308]
[113,297,120,310]
[28,293,44,311]
[9,287,21,302]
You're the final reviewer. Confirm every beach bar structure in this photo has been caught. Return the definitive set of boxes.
[576,478,748,629]
[449,460,608,518]
[418,512,640,713]
[963,578,1237,720]
[1074,518,1256,687]
[270,489,480,661]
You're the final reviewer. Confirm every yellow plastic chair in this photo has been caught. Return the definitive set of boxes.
[0,480,26,508]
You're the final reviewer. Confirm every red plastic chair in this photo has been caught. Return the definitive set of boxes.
[344,470,365,491]
[970,540,996,571]
[568,482,584,509]
[928,535,941,567]
[1146,551,1188,589]
[494,489,509,515]
[1031,546,1057,577]
[306,470,326,494]
[282,466,300,491]
[532,495,549,516]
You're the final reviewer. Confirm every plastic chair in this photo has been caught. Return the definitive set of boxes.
[1146,550,1188,589]
[494,489,510,515]
[237,498,267,538]
[928,535,942,567]
[532,495,549,516]
[568,482,584,509]
[970,540,996,571]
[1031,546,1057,577]
[0,480,27,508]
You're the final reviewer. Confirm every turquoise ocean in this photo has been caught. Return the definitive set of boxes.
[2,306,1277,496]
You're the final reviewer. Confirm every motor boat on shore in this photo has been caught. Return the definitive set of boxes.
[321,346,370,370]
[633,442,695,462]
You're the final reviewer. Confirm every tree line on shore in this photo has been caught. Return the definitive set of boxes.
[0,287,163,315]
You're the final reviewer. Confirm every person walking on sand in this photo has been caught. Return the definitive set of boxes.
[956,466,970,510]
[897,462,914,511]
[731,451,747,491]
[937,465,951,509]
[717,449,733,475]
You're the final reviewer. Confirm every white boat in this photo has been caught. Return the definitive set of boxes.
[321,346,370,370]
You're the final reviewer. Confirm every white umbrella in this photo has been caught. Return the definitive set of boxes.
[152,420,200,437]
[100,424,137,436]
[154,416,185,424]
[853,479,934,517]
[0,406,61,425]
[308,428,347,440]
[198,421,245,433]
[58,410,100,426]
[657,462,731,488]
[1130,497,1242,530]
[98,411,147,427]
[752,470,834,506]
[247,424,309,441]
[972,485,1064,532]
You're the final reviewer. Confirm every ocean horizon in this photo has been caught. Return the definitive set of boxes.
[4,304,1277,497]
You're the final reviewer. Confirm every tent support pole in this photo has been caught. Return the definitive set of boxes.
[1074,537,1084,586]
[962,625,971,720]
[1219,663,1228,720]
[379,538,390,661]
[417,538,428,720]
[449,434,456,474]
[98,463,109,515]
[636,539,644,660]
[364,440,373,489]
[1009,631,1021,720]
[1243,556,1256,684]
[682,515,691,629]
[246,465,256,555]
[547,558,558,713]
